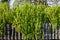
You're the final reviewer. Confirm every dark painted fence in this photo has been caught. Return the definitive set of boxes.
[0,23,60,40]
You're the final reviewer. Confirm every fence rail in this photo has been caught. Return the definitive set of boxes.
[0,23,60,40]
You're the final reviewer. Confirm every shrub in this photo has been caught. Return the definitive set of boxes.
[12,4,46,39]
[0,2,9,35]
[0,3,60,40]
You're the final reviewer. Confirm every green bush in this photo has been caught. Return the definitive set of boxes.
[0,3,60,40]
[0,2,9,35]
[44,6,60,29]
[12,4,46,40]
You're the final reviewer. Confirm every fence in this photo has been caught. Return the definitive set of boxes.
[0,23,60,40]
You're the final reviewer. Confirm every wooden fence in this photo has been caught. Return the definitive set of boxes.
[0,23,60,40]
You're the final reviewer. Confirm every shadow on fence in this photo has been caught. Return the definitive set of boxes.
[0,23,60,40]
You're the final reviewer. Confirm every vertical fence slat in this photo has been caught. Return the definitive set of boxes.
[1,35,4,40]
[0,35,1,40]
[54,29,55,39]
[55,29,57,39]
[8,24,12,40]
[12,27,13,40]
[47,23,49,40]
[16,32,18,40]
[20,33,22,40]
[7,24,10,40]
[50,24,52,39]
[44,23,46,40]
[46,23,47,40]
[5,24,7,40]
[40,24,43,40]
[52,25,54,39]
[44,23,47,40]
[15,32,17,40]
[7,24,9,40]
[18,33,20,40]
[12,28,15,40]
[2,25,4,40]
[1,23,60,40]
[42,24,44,40]
[57,25,59,40]
[41,24,43,40]
[59,25,60,39]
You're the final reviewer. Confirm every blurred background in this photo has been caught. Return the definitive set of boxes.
[0,0,60,8]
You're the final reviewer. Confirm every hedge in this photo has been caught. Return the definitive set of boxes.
[0,3,60,40]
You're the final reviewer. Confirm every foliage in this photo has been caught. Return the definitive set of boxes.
[0,2,60,40]
[44,6,59,29]
[0,2,9,35]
